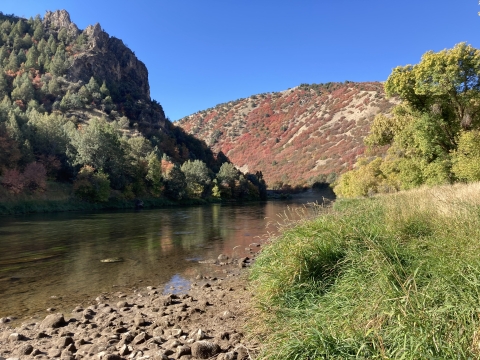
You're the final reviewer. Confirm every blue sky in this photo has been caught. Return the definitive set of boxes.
[1,1,479,120]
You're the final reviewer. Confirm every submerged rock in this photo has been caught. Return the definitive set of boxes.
[100,257,124,263]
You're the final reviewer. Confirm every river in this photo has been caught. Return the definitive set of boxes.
[0,189,334,320]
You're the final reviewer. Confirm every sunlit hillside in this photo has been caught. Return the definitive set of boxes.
[178,82,397,188]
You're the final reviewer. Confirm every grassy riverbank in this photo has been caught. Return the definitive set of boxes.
[250,182,480,359]
[0,181,214,215]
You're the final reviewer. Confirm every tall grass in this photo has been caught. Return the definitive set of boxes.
[249,182,480,359]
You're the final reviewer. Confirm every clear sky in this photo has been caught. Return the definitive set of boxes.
[1,1,479,120]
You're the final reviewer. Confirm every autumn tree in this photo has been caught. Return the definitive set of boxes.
[335,43,480,197]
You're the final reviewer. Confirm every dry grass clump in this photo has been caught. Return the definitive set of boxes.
[249,182,480,359]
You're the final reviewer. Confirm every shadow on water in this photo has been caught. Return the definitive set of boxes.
[0,189,334,319]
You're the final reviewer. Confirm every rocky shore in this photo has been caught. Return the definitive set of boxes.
[0,254,261,360]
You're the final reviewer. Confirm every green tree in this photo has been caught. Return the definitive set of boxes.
[452,130,480,182]
[216,162,239,186]
[73,165,110,202]
[57,28,69,45]
[164,165,186,200]
[33,22,44,41]
[0,46,8,64]
[5,50,18,72]
[100,81,110,97]
[69,117,127,189]
[50,48,66,76]
[25,44,39,69]
[181,159,211,198]
[47,76,61,97]
[47,34,57,55]
[336,43,480,197]
[146,152,163,197]
[0,67,8,99]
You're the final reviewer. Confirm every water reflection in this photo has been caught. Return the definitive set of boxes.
[0,189,334,318]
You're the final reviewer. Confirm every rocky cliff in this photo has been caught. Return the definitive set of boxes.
[43,10,150,105]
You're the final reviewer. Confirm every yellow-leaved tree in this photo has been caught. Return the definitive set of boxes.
[335,43,480,197]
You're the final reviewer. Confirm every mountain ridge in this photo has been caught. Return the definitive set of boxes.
[178,81,398,187]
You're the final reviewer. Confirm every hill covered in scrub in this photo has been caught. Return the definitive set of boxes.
[178,82,397,188]
[0,10,266,207]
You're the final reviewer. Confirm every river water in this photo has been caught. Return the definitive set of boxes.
[0,189,334,320]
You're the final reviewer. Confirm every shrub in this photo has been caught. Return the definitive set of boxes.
[73,165,110,202]
[23,162,47,192]
[1,168,24,194]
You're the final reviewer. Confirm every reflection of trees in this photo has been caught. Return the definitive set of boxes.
[1,200,320,319]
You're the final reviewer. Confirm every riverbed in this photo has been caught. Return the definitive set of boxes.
[0,189,334,320]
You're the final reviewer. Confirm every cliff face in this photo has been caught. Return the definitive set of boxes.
[178,82,398,187]
[43,10,150,103]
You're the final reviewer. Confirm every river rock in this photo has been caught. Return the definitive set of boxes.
[220,310,234,319]
[57,336,74,348]
[8,333,23,342]
[16,344,33,355]
[134,313,147,326]
[119,344,132,356]
[41,313,67,329]
[152,351,169,360]
[191,341,220,359]
[117,300,129,308]
[103,354,123,360]
[218,254,229,263]
[218,353,236,360]
[48,348,62,358]
[194,328,206,341]
[176,345,191,357]
[235,345,249,360]
[133,332,148,344]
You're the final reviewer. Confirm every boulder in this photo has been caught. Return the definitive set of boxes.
[191,341,221,359]
[41,313,67,329]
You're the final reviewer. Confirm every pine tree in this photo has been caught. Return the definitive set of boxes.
[0,67,8,99]
[47,35,56,55]
[6,50,18,72]
[0,46,8,64]
[17,49,26,66]
[11,75,34,103]
[86,77,100,93]
[100,81,110,97]
[50,48,66,76]
[25,45,39,69]
[37,38,47,53]
[33,24,44,41]
[48,76,61,97]
[57,28,68,45]
[23,34,32,48]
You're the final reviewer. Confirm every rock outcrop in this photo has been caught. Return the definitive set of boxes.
[68,23,151,103]
[43,10,150,105]
[43,10,79,37]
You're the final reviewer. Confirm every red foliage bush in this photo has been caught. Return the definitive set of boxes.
[1,169,25,194]
[23,162,47,192]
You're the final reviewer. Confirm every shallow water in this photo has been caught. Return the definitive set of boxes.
[0,189,334,319]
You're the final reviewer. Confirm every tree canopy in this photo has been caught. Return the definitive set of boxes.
[335,43,480,197]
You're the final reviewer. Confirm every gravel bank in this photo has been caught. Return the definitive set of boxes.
[0,255,261,360]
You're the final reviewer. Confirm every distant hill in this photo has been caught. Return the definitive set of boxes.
[178,82,397,188]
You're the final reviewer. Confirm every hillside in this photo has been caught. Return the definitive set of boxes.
[0,10,266,206]
[178,82,397,188]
